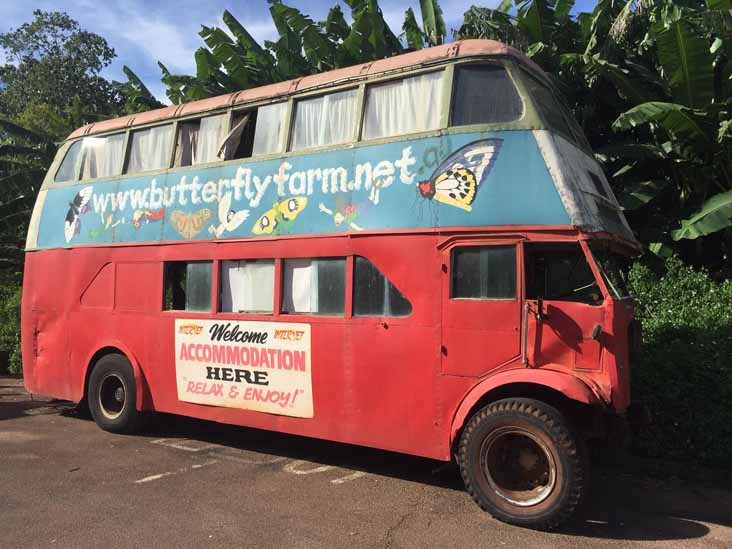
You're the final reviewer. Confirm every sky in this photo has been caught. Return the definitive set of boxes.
[0,0,598,103]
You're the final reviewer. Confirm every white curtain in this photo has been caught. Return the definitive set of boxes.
[363,71,443,140]
[291,89,358,150]
[221,260,275,313]
[81,134,125,179]
[195,114,227,165]
[127,124,174,173]
[252,102,287,156]
[282,259,318,313]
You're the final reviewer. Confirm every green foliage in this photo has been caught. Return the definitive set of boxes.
[628,257,732,466]
[0,274,22,374]
[0,10,124,119]
[112,66,165,115]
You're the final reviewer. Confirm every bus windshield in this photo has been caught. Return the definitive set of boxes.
[589,243,631,299]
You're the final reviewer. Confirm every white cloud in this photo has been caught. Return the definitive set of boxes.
[114,15,198,73]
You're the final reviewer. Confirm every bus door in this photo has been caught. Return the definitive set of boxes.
[523,242,606,370]
[441,239,522,376]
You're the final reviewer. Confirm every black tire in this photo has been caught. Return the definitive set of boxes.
[458,398,588,531]
[87,353,143,434]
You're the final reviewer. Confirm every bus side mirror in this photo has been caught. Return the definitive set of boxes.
[591,324,603,340]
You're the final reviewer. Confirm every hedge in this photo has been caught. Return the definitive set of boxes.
[0,275,22,374]
[628,257,732,467]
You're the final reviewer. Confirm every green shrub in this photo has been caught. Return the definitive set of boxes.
[628,257,732,467]
[0,276,22,375]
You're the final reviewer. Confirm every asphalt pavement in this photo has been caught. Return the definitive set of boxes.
[2,375,731,548]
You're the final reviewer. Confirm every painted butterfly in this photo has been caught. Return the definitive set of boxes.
[418,139,503,212]
[170,208,212,239]
[252,197,307,235]
[209,191,249,238]
[64,186,93,243]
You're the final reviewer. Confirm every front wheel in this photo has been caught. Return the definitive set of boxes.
[87,353,143,434]
[458,398,588,531]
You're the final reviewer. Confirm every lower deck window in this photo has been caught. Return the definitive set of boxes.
[220,259,274,313]
[353,256,411,316]
[451,246,516,299]
[282,258,345,315]
[163,261,212,312]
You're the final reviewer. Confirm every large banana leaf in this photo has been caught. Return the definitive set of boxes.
[517,0,556,44]
[652,17,714,109]
[672,190,732,240]
[708,0,732,9]
[322,5,349,42]
[419,0,446,46]
[613,102,708,140]
[617,179,668,210]
[402,8,424,50]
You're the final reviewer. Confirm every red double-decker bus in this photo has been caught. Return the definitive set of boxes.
[22,40,639,530]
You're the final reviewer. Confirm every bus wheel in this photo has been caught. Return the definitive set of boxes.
[87,353,143,434]
[457,398,587,531]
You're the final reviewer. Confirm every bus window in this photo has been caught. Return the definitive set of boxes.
[291,89,358,151]
[55,140,83,183]
[163,261,213,312]
[252,102,286,156]
[450,65,522,126]
[282,257,346,315]
[524,243,602,305]
[80,134,126,180]
[174,113,229,167]
[126,124,174,173]
[451,246,516,299]
[222,110,256,160]
[353,256,411,317]
[363,71,443,140]
[220,259,275,313]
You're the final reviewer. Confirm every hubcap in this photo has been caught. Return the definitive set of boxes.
[98,374,126,420]
[480,427,557,507]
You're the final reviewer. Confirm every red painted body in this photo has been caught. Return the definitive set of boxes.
[22,227,634,461]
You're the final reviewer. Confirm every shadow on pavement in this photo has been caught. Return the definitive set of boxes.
[5,383,729,543]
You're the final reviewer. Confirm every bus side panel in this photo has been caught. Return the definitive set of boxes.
[22,250,76,400]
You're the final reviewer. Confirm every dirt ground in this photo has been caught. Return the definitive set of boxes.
[2,376,731,548]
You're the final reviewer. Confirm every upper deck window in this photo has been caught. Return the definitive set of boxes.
[175,113,228,167]
[450,65,522,126]
[55,140,84,183]
[80,134,126,180]
[291,89,358,151]
[253,102,287,156]
[126,124,174,173]
[363,71,443,140]
[55,134,125,182]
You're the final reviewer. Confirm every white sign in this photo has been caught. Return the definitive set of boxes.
[175,319,312,418]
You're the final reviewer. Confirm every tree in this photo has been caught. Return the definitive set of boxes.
[0,10,124,126]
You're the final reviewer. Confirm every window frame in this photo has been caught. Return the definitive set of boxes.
[358,68,449,143]
[280,256,349,317]
[448,243,520,302]
[448,61,526,129]
[161,259,215,313]
[287,86,362,153]
[218,258,277,315]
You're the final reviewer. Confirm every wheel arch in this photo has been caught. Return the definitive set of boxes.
[450,369,604,450]
[81,341,150,412]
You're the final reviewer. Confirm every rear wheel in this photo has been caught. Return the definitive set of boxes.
[87,353,143,434]
[458,398,587,531]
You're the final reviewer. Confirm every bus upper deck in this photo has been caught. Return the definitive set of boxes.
[26,39,637,253]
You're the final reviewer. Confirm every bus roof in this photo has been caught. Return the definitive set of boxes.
[67,40,543,141]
